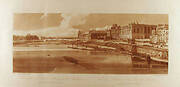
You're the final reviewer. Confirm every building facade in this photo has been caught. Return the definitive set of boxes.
[89,30,111,40]
[119,25,132,40]
[110,24,121,40]
[118,23,157,40]
[131,24,157,39]
[150,24,168,45]
[78,31,89,41]
[78,23,159,41]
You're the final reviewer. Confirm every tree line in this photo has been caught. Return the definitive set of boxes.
[13,34,39,41]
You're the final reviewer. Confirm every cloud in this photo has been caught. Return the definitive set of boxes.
[60,13,89,29]
[14,13,89,37]
[90,25,111,31]
[47,13,89,37]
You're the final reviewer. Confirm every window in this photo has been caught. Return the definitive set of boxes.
[148,28,150,33]
[144,28,147,33]
[139,28,141,33]
[136,28,139,33]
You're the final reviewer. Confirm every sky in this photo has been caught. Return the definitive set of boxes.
[13,13,168,37]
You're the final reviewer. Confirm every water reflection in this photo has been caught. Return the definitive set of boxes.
[13,44,168,74]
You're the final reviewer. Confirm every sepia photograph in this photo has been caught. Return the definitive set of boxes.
[13,13,168,74]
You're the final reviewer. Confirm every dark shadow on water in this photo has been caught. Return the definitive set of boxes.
[13,57,168,74]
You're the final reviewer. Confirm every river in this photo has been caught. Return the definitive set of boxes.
[13,44,168,74]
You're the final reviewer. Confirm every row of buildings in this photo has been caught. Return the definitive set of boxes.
[78,23,168,45]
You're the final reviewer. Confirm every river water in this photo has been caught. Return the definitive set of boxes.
[13,44,168,74]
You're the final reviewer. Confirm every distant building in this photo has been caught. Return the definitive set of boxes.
[89,30,111,40]
[119,23,157,40]
[79,23,159,41]
[150,24,168,45]
[110,24,121,40]
[119,25,132,40]
[131,23,157,39]
[78,31,89,41]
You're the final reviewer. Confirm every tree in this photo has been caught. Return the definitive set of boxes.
[25,34,39,40]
